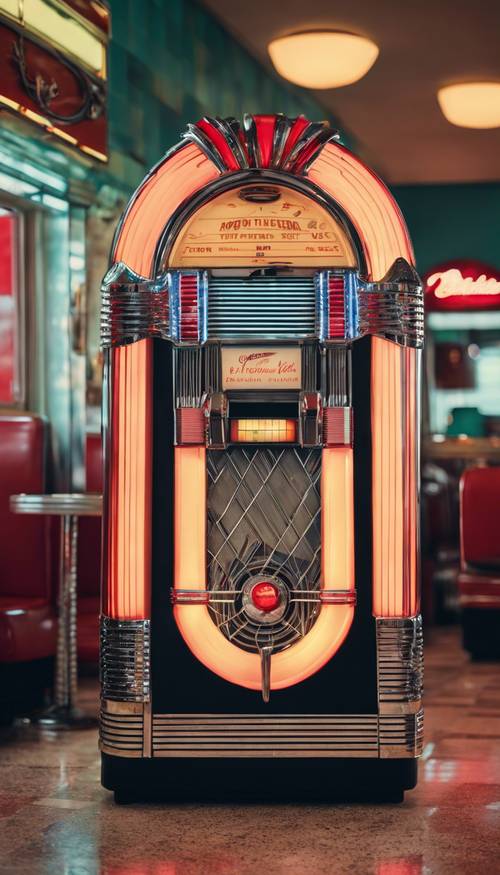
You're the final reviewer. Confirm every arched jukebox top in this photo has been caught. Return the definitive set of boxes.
[101,115,424,702]
[102,114,422,349]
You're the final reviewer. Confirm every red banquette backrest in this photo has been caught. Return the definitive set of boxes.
[460,466,500,570]
[0,414,56,662]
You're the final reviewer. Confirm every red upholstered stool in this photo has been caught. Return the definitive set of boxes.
[76,432,102,665]
[0,414,56,718]
[458,466,500,658]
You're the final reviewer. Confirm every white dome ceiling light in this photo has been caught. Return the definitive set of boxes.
[437,83,500,129]
[268,31,379,90]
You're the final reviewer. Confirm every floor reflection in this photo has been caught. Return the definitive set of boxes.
[0,627,499,874]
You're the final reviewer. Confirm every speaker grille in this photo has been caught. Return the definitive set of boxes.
[208,276,316,339]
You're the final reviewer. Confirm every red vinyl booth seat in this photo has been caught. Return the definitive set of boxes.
[0,415,56,663]
[76,432,102,663]
[458,466,500,610]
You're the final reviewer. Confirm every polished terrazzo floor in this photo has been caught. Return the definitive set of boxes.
[1,627,500,875]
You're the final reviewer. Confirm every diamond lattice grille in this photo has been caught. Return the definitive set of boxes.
[206,448,322,652]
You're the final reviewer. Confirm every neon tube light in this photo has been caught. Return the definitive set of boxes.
[173,445,354,691]
[371,337,419,617]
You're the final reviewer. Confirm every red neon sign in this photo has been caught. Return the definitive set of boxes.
[424,260,500,311]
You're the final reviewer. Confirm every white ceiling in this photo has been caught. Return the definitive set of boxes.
[201,0,500,184]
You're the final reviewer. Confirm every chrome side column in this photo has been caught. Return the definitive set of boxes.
[99,617,151,757]
[376,616,424,758]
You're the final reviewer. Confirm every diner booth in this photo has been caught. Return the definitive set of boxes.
[423,260,500,655]
[0,0,109,721]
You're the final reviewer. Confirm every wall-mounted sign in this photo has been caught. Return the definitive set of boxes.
[424,260,500,311]
[0,0,108,161]
[168,185,357,268]
[221,346,302,390]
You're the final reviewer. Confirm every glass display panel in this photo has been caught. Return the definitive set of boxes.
[168,184,357,268]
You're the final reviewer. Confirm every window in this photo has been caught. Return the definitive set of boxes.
[428,311,500,436]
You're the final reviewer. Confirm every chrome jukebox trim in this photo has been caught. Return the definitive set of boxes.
[102,259,422,349]
[208,274,317,341]
[99,700,145,758]
[271,114,292,168]
[101,617,423,759]
[376,616,424,715]
[171,588,357,606]
[100,616,151,702]
[181,123,228,173]
[100,262,170,348]
[379,709,424,759]
[359,258,424,348]
[182,114,339,175]
[152,714,380,758]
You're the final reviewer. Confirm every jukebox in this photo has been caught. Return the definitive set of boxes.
[100,115,424,802]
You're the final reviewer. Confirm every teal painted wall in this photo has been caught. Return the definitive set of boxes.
[392,183,500,276]
[107,0,338,192]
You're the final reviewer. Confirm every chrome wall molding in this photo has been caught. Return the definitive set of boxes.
[99,700,145,758]
[376,616,424,715]
[100,617,151,702]
[101,262,170,348]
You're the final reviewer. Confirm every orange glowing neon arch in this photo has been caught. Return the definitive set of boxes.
[104,116,418,693]
[173,445,354,691]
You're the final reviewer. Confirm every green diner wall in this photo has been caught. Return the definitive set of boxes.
[392,183,500,276]
[107,0,339,191]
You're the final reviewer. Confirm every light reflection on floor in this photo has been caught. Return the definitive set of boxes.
[0,627,499,874]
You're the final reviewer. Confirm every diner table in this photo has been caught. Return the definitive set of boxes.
[9,493,102,729]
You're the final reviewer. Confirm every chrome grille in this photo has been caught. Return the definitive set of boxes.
[100,707,144,757]
[100,617,151,702]
[207,276,316,339]
[377,616,423,713]
[206,448,321,653]
[152,714,379,757]
[379,709,424,758]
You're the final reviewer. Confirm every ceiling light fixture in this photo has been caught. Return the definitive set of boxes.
[437,83,500,129]
[268,31,379,90]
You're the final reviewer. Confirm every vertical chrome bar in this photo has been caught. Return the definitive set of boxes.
[55,514,78,709]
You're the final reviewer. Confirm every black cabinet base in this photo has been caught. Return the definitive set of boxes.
[102,753,417,804]
[462,608,500,660]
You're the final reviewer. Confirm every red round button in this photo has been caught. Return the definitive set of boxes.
[251,581,281,612]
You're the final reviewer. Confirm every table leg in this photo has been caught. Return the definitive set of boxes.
[34,514,96,729]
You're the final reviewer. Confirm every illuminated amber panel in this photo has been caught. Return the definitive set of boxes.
[174,447,206,589]
[371,337,419,617]
[308,142,414,280]
[230,419,297,443]
[103,340,152,619]
[114,144,219,275]
[321,447,355,591]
